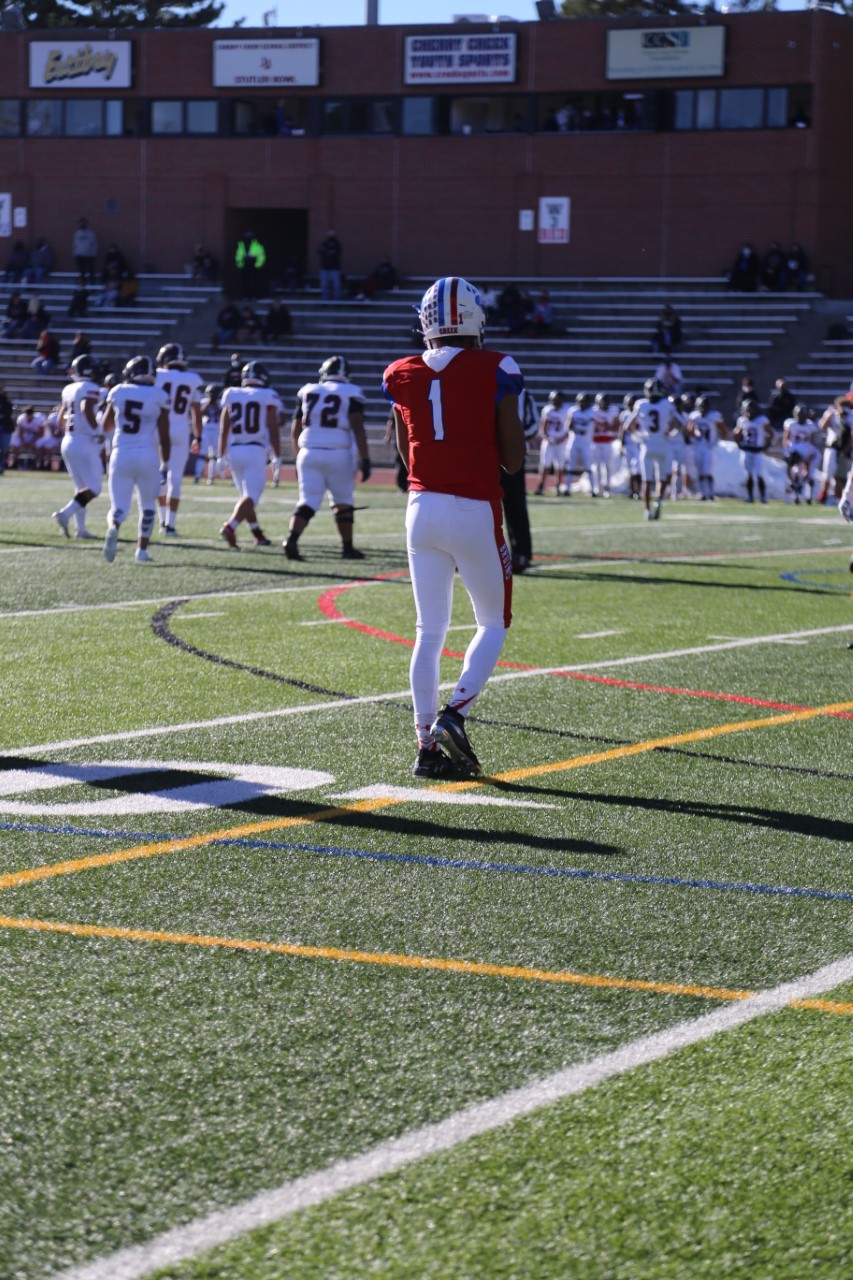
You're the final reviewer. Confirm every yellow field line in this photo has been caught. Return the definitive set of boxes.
[2,698,851,895]
[0,913,850,1016]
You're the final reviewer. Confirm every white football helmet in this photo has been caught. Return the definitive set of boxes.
[418,276,486,347]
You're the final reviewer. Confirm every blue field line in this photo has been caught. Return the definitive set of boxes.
[2,820,851,904]
[780,570,851,593]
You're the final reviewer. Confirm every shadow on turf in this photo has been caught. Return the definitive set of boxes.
[528,567,833,597]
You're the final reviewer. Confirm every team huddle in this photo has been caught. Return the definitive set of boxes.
[534,380,853,520]
[50,343,373,563]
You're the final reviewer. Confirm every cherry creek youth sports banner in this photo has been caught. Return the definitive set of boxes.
[404,33,517,85]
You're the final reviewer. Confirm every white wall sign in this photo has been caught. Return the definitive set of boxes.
[538,196,570,245]
[29,41,133,90]
[213,39,320,88]
[404,33,517,85]
[519,209,534,232]
[13,206,26,229]
[0,194,11,238]
[606,27,725,80]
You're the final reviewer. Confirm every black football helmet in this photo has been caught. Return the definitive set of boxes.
[70,354,97,381]
[576,392,593,410]
[547,389,564,405]
[156,342,187,369]
[123,355,154,384]
[594,393,609,410]
[695,395,711,413]
[319,355,349,382]
[644,378,664,402]
[204,383,222,401]
[241,361,270,387]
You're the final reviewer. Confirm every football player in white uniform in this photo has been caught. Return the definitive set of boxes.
[102,356,171,563]
[618,394,641,499]
[10,405,46,467]
[624,379,683,519]
[591,392,618,497]
[734,399,772,504]
[565,392,596,496]
[194,383,222,485]
[218,361,281,549]
[688,395,727,501]
[783,404,820,504]
[52,355,103,539]
[154,343,204,536]
[534,390,569,496]
[283,355,371,561]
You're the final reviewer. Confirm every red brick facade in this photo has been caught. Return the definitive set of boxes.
[1,11,851,290]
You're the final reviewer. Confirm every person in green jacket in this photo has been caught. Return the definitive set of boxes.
[235,230,266,299]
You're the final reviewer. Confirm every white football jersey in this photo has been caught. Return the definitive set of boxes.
[736,414,771,451]
[155,368,204,435]
[567,405,596,437]
[539,404,569,443]
[294,378,365,450]
[61,378,101,442]
[222,385,282,452]
[633,397,682,442]
[106,382,170,453]
[688,409,723,448]
[785,416,818,449]
[16,412,45,444]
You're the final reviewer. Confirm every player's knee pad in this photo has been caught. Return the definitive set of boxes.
[293,503,315,523]
[140,508,156,537]
[75,490,93,507]
[334,505,354,528]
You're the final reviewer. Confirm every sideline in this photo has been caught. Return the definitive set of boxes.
[52,950,853,1280]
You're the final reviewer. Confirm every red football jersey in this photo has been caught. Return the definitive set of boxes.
[383,347,523,502]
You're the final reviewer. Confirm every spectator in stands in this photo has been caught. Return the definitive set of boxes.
[73,217,98,286]
[222,352,243,388]
[651,303,682,354]
[761,242,785,292]
[655,356,683,395]
[784,244,812,292]
[235,230,267,298]
[0,387,13,473]
[728,242,761,292]
[21,296,50,340]
[498,283,534,335]
[117,270,138,307]
[261,295,293,343]
[25,238,54,284]
[237,303,261,342]
[32,328,60,372]
[480,285,499,324]
[735,375,760,414]
[528,289,554,336]
[95,269,121,308]
[190,243,219,283]
[4,240,28,283]
[357,256,398,300]
[68,331,92,371]
[766,377,796,435]
[67,286,88,318]
[102,242,129,282]
[211,300,241,351]
[318,229,343,301]
[2,291,27,338]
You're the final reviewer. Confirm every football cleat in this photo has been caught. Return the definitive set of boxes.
[135,547,153,563]
[283,538,304,560]
[253,532,271,547]
[431,707,481,776]
[341,545,365,560]
[164,526,178,537]
[412,747,472,780]
[652,500,662,520]
[839,497,853,524]
[220,523,239,549]
[75,529,97,540]
[52,509,70,537]
[103,526,119,562]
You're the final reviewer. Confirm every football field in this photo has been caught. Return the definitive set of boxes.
[1,473,852,1280]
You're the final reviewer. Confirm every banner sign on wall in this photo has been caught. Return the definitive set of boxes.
[606,27,725,79]
[0,194,10,239]
[404,33,517,85]
[538,196,570,245]
[213,40,320,87]
[29,42,133,90]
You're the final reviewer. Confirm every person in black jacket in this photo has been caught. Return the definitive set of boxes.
[0,387,14,473]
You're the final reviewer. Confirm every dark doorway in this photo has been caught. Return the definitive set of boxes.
[224,208,308,299]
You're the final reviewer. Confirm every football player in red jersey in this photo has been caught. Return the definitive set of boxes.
[383,276,525,780]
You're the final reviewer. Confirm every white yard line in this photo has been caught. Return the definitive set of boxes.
[8,621,853,759]
[575,630,623,640]
[54,951,853,1280]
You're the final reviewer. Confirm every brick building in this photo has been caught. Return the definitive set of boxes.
[0,10,850,292]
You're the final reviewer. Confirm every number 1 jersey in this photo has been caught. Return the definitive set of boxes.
[383,347,523,502]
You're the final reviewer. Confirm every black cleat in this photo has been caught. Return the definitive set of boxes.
[431,707,481,776]
[412,747,472,780]
[341,545,365,560]
[283,539,304,561]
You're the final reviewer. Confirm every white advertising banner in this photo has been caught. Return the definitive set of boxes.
[213,39,320,88]
[607,27,726,80]
[0,194,10,239]
[29,42,133,90]
[404,33,517,85]
[538,196,570,245]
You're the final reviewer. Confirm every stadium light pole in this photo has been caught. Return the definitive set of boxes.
[366,0,379,23]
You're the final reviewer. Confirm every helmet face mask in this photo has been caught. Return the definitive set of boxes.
[644,378,663,402]
[319,355,349,382]
[241,361,270,388]
[418,276,486,347]
[71,354,96,381]
[123,355,154,385]
[156,342,187,369]
[547,389,563,405]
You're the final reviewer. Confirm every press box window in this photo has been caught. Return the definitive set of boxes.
[26,100,62,137]
[186,101,218,134]
[718,88,764,130]
[401,97,434,135]
[0,100,19,136]
[151,101,183,134]
[66,100,103,137]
